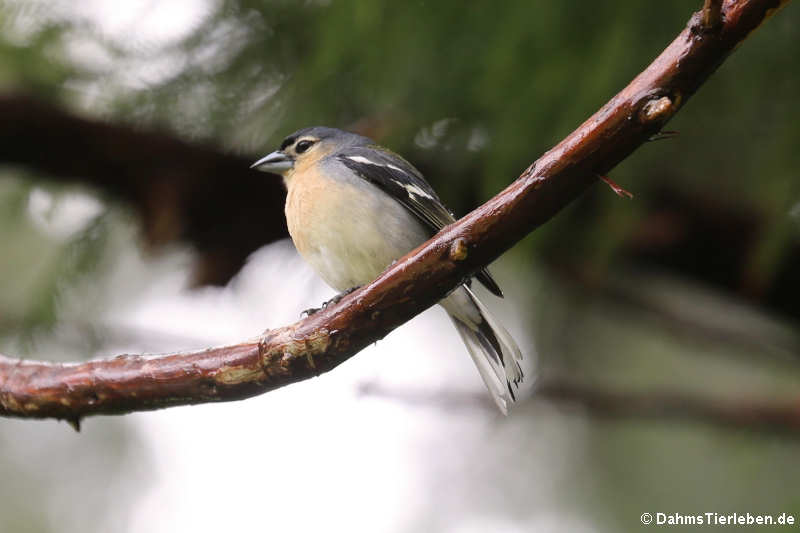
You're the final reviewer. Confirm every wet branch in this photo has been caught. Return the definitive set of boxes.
[0,0,790,425]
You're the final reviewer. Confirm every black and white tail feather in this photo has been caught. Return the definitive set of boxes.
[442,286,523,414]
[335,137,525,413]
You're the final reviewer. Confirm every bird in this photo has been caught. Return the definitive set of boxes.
[251,126,523,413]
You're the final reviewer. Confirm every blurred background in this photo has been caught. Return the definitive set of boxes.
[1,0,799,531]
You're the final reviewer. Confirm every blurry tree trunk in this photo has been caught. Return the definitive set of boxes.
[0,93,288,285]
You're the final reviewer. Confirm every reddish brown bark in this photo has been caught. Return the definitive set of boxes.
[0,0,791,425]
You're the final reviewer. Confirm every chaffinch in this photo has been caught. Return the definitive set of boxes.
[252,126,523,413]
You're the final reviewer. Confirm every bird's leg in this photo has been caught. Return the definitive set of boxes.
[302,286,362,317]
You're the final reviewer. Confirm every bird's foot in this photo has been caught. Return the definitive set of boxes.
[301,306,322,317]
[301,286,362,317]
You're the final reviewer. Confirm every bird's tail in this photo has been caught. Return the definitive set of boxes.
[441,285,524,414]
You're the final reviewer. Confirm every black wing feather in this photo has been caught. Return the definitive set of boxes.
[337,146,503,297]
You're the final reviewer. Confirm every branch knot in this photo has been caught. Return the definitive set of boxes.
[640,95,678,125]
[449,238,469,261]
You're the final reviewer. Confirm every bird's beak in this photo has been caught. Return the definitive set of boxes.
[250,151,294,173]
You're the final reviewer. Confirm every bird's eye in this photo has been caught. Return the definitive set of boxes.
[295,139,315,154]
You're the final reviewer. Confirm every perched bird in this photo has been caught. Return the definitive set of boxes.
[252,127,523,413]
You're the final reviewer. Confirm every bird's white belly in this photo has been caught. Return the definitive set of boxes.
[286,175,430,292]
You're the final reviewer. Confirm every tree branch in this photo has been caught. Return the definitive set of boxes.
[358,381,800,434]
[0,0,789,424]
[537,380,800,433]
[702,0,725,29]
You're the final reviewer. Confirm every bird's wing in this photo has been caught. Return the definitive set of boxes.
[336,145,503,297]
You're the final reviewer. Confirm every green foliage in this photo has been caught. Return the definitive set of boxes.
[0,4,77,97]
[0,172,111,346]
[102,0,799,277]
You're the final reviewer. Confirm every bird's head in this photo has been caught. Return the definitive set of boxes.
[251,126,370,178]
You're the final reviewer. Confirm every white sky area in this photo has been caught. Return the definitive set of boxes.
[27,187,105,241]
[6,0,218,102]
[7,2,597,532]
[10,0,213,48]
